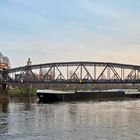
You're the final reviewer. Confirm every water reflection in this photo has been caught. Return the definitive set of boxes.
[0,98,140,139]
[0,98,9,140]
[0,99,8,113]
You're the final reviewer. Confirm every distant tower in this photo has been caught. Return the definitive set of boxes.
[27,58,32,66]
[26,58,32,81]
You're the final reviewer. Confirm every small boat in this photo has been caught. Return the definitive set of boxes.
[36,89,140,102]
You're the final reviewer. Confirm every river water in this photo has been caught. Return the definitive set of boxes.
[0,97,140,140]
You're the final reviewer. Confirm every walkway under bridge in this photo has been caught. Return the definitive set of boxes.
[1,61,140,84]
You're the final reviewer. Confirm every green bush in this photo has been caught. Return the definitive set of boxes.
[8,87,37,97]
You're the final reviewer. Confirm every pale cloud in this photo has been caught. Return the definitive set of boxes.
[1,34,140,68]
[95,25,104,30]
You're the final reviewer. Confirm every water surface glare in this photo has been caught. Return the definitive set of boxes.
[1,98,140,140]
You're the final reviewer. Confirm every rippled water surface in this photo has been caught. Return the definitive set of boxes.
[1,97,140,140]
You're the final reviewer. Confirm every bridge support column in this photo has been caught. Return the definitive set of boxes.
[0,83,9,100]
[2,83,7,90]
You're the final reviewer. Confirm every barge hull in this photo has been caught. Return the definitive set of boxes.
[37,90,140,102]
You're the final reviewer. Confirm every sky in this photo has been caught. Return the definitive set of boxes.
[1,0,140,67]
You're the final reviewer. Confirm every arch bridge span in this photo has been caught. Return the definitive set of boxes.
[1,61,140,84]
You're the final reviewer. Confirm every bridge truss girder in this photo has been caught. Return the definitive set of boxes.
[0,62,140,84]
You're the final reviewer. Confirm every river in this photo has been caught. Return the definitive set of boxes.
[0,97,140,140]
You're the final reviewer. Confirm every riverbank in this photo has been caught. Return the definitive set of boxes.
[8,88,37,97]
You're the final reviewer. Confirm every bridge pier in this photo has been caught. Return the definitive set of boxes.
[2,83,7,90]
[0,83,9,100]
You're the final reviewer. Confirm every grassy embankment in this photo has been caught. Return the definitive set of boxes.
[8,87,37,97]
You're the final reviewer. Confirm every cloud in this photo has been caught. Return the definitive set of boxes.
[1,32,140,68]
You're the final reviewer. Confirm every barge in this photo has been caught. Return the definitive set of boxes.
[37,89,140,102]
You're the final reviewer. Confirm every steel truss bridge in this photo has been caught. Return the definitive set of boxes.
[1,61,140,84]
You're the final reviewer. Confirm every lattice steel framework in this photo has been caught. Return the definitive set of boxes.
[0,62,140,84]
